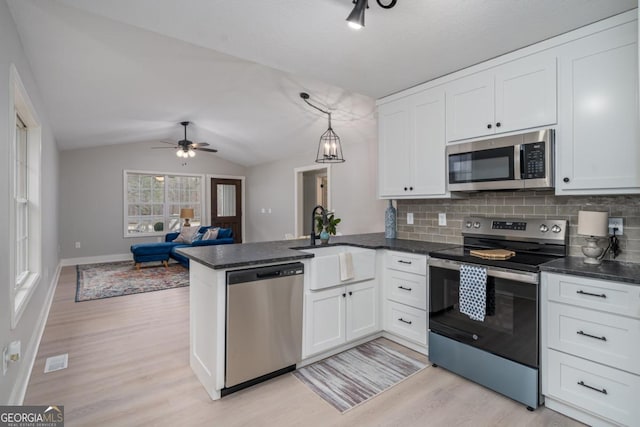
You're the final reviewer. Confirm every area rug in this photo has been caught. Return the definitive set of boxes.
[293,339,427,413]
[75,261,189,302]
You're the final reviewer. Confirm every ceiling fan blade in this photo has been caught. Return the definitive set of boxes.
[196,147,218,153]
[158,140,176,145]
[192,142,210,148]
[151,146,178,149]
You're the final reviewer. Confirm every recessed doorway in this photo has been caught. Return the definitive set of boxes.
[294,165,331,238]
[211,177,243,243]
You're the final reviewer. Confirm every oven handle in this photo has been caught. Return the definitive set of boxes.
[429,258,539,285]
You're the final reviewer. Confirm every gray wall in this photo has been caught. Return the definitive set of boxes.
[59,142,246,259]
[246,139,385,242]
[1,1,60,404]
[397,191,640,263]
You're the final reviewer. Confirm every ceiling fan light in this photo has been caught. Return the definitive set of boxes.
[346,0,367,29]
[188,149,196,157]
[176,150,183,158]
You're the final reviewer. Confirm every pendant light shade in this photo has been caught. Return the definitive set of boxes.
[300,92,345,164]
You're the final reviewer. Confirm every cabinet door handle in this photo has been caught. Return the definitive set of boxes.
[348,291,353,296]
[563,177,570,183]
[495,122,501,127]
[398,318,412,325]
[398,260,412,265]
[487,124,492,129]
[342,293,346,298]
[576,290,607,299]
[409,186,414,191]
[577,381,607,395]
[577,330,607,341]
[404,187,408,191]
[398,285,412,291]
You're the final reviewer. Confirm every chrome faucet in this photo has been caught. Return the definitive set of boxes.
[310,205,326,246]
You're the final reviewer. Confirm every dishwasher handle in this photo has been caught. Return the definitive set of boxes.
[256,271,282,279]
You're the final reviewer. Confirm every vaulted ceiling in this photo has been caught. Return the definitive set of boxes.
[7,0,637,166]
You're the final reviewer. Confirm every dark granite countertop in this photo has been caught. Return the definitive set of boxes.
[540,257,640,285]
[177,232,458,270]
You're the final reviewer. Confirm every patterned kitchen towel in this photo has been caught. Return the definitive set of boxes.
[459,264,488,321]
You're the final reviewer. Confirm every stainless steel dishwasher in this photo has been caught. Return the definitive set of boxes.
[223,262,304,395]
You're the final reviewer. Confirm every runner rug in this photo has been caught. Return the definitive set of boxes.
[75,261,189,302]
[293,339,427,413]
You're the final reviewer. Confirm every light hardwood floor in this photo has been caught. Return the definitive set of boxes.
[25,266,584,426]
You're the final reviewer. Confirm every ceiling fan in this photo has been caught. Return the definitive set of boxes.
[153,121,218,158]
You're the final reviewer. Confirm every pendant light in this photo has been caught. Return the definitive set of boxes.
[300,92,345,163]
[346,0,397,30]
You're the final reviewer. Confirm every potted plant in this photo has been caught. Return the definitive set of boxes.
[315,212,341,244]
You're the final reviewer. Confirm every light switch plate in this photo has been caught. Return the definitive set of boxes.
[438,213,447,226]
[407,213,414,225]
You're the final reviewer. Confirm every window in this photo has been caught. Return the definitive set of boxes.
[124,171,204,236]
[15,116,29,288]
[10,64,42,328]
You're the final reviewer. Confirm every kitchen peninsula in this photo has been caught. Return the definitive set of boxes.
[176,233,455,400]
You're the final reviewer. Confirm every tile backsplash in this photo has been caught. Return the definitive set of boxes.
[396,191,640,263]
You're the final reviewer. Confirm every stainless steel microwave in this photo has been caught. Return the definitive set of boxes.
[446,129,554,191]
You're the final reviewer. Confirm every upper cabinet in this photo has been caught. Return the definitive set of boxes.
[378,86,448,199]
[446,54,557,142]
[555,20,640,195]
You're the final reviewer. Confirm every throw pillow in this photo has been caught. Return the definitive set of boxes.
[202,227,220,241]
[172,226,198,244]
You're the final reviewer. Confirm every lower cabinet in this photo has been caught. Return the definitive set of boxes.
[304,279,378,357]
[383,251,428,351]
[541,272,640,426]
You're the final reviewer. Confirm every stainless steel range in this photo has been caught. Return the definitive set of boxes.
[428,216,568,410]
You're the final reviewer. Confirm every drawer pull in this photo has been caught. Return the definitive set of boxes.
[398,285,413,291]
[577,380,607,395]
[398,260,412,265]
[398,318,412,325]
[576,290,606,298]
[577,330,607,341]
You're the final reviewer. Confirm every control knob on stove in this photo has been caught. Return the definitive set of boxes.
[473,222,481,229]
[551,224,562,233]
[465,221,473,228]
[539,224,549,233]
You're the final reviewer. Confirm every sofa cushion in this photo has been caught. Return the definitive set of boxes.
[202,227,219,240]
[218,228,233,239]
[172,226,198,243]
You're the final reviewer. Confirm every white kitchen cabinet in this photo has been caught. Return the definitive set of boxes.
[382,251,428,351]
[378,87,448,199]
[541,272,640,426]
[556,20,640,195]
[446,54,557,142]
[304,279,378,357]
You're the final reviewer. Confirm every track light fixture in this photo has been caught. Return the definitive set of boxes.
[346,0,397,30]
[300,92,345,164]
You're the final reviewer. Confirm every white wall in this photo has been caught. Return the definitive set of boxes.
[0,0,60,404]
[246,137,385,242]
[58,141,247,260]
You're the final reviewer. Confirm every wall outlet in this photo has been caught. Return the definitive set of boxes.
[438,213,447,226]
[407,213,414,225]
[608,217,623,235]
[75,241,81,249]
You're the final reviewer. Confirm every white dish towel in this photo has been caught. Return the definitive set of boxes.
[339,252,355,282]
[459,264,488,321]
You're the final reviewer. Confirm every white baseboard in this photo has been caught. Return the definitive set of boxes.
[60,253,132,267]
[8,262,61,405]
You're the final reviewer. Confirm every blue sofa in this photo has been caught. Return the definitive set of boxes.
[130,226,234,269]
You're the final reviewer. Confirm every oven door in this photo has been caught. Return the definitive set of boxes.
[429,258,539,368]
